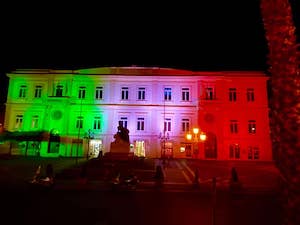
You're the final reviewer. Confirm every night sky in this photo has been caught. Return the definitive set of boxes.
[0,1,299,104]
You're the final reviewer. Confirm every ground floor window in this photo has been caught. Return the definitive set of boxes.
[89,139,103,158]
[229,144,240,159]
[134,140,146,157]
[248,146,259,160]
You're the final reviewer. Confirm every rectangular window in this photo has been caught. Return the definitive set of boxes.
[56,85,63,97]
[248,146,260,160]
[229,88,237,101]
[121,87,129,100]
[164,87,172,101]
[78,86,86,99]
[182,88,190,101]
[95,86,103,100]
[247,88,255,102]
[34,85,42,98]
[164,118,171,132]
[181,118,190,132]
[15,115,23,129]
[119,117,128,128]
[205,87,215,100]
[137,87,145,100]
[248,120,256,134]
[31,115,39,128]
[19,85,27,98]
[137,117,145,131]
[93,116,101,130]
[76,116,83,129]
[229,144,240,159]
[230,120,238,133]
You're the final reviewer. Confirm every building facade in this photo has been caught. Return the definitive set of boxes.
[2,66,272,160]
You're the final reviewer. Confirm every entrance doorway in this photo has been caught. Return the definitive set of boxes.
[204,132,217,159]
[161,141,173,158]
[134,140,146,157]
[89,139,103,158]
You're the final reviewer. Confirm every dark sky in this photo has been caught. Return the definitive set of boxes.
[0,0,299,103]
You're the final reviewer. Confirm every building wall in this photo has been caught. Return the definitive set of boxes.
[3,67,272,160]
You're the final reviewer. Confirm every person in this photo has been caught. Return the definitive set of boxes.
[30,165,41,183]
[39,164,54,186]
[154,165,164,188]
[194,168,200,186]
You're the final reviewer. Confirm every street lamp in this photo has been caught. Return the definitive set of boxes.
[186,127,206,158]
[84,129,94,160]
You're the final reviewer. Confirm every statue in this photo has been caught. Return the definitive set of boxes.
[110,124,130,153]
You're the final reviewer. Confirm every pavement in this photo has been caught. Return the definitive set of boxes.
[0,155,282,194]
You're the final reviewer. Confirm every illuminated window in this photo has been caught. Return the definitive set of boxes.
[229,144,240,159]
[78,86,86,99]
[230,120,238,133]
[119,117,128,128]
[76,116,83,129]
[137,117,145,131]
[55,85,63,97]
[164,87,172,101]
[247,88,255,102]
[95,86,103,100]
[34,85,42,98]
[248,120,256,134]
[164,118,171,132]
[15,115,23,129]
[137,87,145,100]
[181,118,190,132]
[229,88,237,101]
[181,88,190,101]
[205,87,215,100]
[31,115,39,128]
[93,116,101,130]
[121,87,129,100]
[19,85,27,98]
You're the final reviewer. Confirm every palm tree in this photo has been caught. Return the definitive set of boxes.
[260,0,299,224]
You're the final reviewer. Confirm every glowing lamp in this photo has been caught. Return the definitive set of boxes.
[200,133,207,141]
[193,128,199,134]
[186,133,192,140]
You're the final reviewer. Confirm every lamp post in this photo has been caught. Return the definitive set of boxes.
[85,129,94,160]
[186,127,206,159]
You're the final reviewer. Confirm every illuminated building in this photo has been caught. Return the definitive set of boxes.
[2,66,272,160]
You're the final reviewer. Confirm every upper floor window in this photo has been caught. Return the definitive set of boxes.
[137,87,145,100]
[229,88,237,102]
[55,85,63,97]
[137,117,145,131]
[93,116,101,130]
[181,118,190,132]
[247,88,255,102]
[76,116,83,129]
[78,86,86,99]
[119,117,128,129]
[164,87,172,101]
[34,85,42,98]
[181,88,190,101]
[121,87,129,100]
[205,87,215,100]
[230,120,238,133]
[31,115,39,128]
[248,120,256,134]
[164,118,172,132]
[15,115,23,129]
[95,86,103,100]
[19,85,27,98]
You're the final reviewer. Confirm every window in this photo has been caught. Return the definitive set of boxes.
[31,115,39,128]
[181,118,190,132]
[121,87,129,100]
[19,85,27,98]
[34,85,42,98]
[182,88,190,101]
[15,115,23,129]
[229,144,240,159]
[78,86,86,99]
[164,118,171,132]
[76,116,83,129]
[247,88,255,102]
[248,146,260,160]
[55,85,63,97]
[137,87,145,100]
[230,120,238,133]
[93,116,101,130]
[205,87,215,100]
[248,120,256,134]
[137,117,145,131]
[119,117,128,128]
[164,87,172,101]
[229,88,237,101]
[95,86,103,100]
